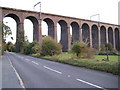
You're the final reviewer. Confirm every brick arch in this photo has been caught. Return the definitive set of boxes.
[108,27,113,47]
[43,18,55,39]
[4,13,23,52]
[115,28,120,51]
[100,25,106,45]
[58,20,68,51]
[92,24,99,49]
[70,21,80,43]
[82,23,90,46]
[5,13,20,24]
[25,16,39,41]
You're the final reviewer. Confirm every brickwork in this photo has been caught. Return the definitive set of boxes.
[0,7,120,51]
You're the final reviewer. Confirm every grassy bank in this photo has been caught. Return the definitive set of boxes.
[31,53,119,75]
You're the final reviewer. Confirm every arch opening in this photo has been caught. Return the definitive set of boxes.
[100,26,106,45]
[5,14,20,43]
[115,28,120,51]
[108,27,113,46]
[92,25,98,49]
[82,23,90,46]
[43,18,54,39]
[3,17,16,44]
[26,16,39,41]
[4,13,22,52]
[58,20,68,51]
[57,23,61,43]
[24,19,33,42]
[70,22,80,43]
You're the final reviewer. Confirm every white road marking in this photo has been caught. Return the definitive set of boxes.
[25,58,30,61]
[44,66,62,74]
[76,78,106,90]
[7,56,25,88]
[32,61,39,65]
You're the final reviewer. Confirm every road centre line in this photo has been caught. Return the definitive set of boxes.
[25,58,30,61]
[7,55,25,88]
[76,78,106,90]
[32,61,39,65]
[43,66,62,74]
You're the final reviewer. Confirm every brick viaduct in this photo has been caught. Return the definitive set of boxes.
[0,7,120,51]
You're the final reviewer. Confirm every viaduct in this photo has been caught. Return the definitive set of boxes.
[0,7,120,51]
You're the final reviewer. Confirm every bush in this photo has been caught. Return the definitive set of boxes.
[72,42,96,58]
[41,36,61,56]
[98,43,118,55]
[72,42,87,57]
[6,42,15,52]
[23,41,41,55]
[31,42,41,54]
[100,44,106,51]
[106,43,113,51]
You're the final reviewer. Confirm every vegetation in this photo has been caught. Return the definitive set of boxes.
[16,30,24,52]
[0,22,13,55]
[41,36,61,56]
[99,43,118,55]
[32,53,119,75]
[23,41,41,55]
[72,42,96,58]
[6,42,15,52]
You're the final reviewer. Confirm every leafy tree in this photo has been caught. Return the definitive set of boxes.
[0,22,12,54]
[100,44,106,51]
[41,36,61,56]
[23,41,41,55]
[72,42,96,58]
[6,42,15,52]
[106,43,113,51]
[31,42,41,54]
[72,42,87,57]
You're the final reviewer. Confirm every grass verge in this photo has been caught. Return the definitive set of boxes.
[31,53,119,75]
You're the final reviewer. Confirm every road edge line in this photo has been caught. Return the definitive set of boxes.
[7,55,25,88]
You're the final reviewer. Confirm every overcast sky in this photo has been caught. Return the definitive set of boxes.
[0,0,120,43]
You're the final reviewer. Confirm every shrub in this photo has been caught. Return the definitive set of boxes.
[23,42,31,55]
[6,42,15,52]
[106,43,113,51]
[98,43,118,55]
[72,42,86,57]
[41,36,61,56]
[31,42,41,54]
[23,41,41,55]
[72,42,96,58]
[100,44,106,51]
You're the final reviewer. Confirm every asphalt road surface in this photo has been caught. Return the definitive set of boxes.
[2,52,119,89]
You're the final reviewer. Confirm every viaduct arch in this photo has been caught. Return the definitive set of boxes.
[0,7,120,51]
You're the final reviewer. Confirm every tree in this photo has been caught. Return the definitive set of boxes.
[31,42,41,54]
[72,42,87,57]
[41,36,61,56]
[106,43,113,51]
[0,22,12,54]
[6,42,15,52]
[23,41,41,55]
[72,42,96,58]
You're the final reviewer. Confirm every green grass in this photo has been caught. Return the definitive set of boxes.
[31,53,119,75]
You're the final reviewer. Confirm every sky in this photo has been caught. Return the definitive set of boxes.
[0,0,120,43]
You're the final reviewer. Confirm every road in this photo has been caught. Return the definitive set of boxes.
[2,52,119,89]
